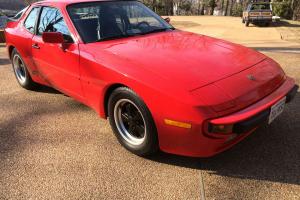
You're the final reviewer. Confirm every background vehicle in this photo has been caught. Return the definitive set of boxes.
[242,0,273,27]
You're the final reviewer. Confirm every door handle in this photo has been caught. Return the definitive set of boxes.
[32,44,40,49]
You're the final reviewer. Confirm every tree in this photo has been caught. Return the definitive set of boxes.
[291,0,300,20]
[291,0,295,20]
[142,0,299,20]
[208,0,217,15]
[224,0,229,16]
[24,0,40,5]
[220,0,225,15]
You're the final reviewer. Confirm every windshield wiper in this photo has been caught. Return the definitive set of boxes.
[96,34,131,42]
[96,27,175,42]
[141,27,175,35]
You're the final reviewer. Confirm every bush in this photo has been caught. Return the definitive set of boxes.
[272,2,293,19]
[232,4,243,17]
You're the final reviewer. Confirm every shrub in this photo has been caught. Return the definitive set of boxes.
[232,4,243,17]
[272,1,293,19]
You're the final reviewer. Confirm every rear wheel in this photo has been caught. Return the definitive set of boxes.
[108,87,159,156]
[11,49,38,90]
[245,20,250,27]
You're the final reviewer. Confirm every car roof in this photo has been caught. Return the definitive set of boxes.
[32,0,134,7]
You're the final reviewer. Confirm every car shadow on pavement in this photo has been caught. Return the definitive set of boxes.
[274,21,300,28]
[150,93,300,186]
[253,47,300,52]
[35,85,62,95]
[247,21,300,29]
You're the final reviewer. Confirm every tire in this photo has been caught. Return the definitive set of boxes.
[108,87,159,156]
[11,49,38,90]
[242,18,245,23]
[245,21,250,27]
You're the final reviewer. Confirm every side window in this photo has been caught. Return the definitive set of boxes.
[24,7,39,34]
[38,7,73,42]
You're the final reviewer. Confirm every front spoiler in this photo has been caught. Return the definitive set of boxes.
[233,85,298,134]
[161,77,296,157]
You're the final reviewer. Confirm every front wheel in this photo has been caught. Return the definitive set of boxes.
[108,87,159,156]
[11,49,38,90]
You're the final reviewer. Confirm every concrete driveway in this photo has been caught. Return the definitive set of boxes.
[0,17,300,199]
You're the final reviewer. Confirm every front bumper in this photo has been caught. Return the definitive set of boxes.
[159,77,297,157]
[233,85,298,134]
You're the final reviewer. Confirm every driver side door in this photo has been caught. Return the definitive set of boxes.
[31,6,84,100]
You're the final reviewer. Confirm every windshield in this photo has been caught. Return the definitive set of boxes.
[251,4,271,11]
[67,1,174,43]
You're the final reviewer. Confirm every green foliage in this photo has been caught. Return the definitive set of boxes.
[24,0,40,5]
[143,0,298,19]
[180,1,192,12]
[272,1,293,19]
[208,0,217,8]
[142,0,173,15]
[232,3,243,17]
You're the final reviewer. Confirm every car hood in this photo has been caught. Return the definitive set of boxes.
[88,30,266,91]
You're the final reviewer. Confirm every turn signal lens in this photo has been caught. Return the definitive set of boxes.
[164,119,192,129]
[249,12,260,16]
[262,12,272,16]
[209,124,233,134]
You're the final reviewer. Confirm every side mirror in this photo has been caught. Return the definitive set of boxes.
[164,17,171,24]
[42,32,64,44]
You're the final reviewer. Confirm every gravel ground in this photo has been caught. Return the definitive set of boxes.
[0,16,300,200]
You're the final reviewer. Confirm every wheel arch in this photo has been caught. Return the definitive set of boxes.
[8,45,16,59]
[103,83,128,118]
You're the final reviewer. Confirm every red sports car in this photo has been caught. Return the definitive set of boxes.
[5,0,298,157]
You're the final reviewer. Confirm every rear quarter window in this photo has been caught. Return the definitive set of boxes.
[24,7,40,34]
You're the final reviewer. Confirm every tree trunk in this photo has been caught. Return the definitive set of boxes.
[197,0,202,15]
[152,0,156,12]
[291,0,296,20]
[224,0,229,16]
[221,0,225,15]
[173,2,179,16]
[229,0,234,16]
[163,0,172,16]
[210,0,216,15]
[200,3,205,15]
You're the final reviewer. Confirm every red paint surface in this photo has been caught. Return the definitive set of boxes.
[4,0,297,157]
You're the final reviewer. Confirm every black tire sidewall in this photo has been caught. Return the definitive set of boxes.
[108,87,158,156]
[11,49,37,90]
